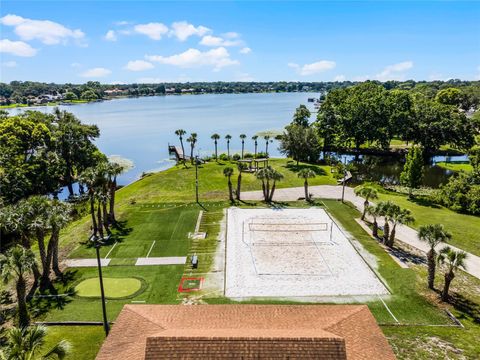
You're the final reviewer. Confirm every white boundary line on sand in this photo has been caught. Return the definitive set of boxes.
[146,240,156,258]
[104,242,117,259]
[378,295,399,323]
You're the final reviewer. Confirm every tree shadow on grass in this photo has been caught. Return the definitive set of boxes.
[284,163,327,176]
[80,220,132,249]
[448,292,480,324]
[407,196,442,209]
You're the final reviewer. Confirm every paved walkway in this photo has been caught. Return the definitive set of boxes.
[64,256,186,267]
[242,185,480,279]
[64,259,111,268]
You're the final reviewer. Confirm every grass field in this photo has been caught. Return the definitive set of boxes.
[376,191,480,256]
[435,161,473,172]
[38,158,479,359]
[75,277,143,298]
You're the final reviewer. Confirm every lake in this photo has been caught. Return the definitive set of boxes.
[7,92,467,191]
[7,92,319,185]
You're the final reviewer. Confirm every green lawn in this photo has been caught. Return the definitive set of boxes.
[44,326,105,360]
[376,191,480,256]
[435,161,473,172]
[75,277,143,298]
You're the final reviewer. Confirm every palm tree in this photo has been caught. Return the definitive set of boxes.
[236,162,248,201]
[354,185,379,220]
[79,167,99,237]
[48,200,71,279]
[106,162,124,223]
[225,134,232,159]
[365,205,382,238]
[437,247,467,301]
[252,135,258,158]
[256,167,270,202]
[211,134,220,161]
[264,135,271,156]
[175,129,186,163]
[1,325,70,360]
[0,245,36,328]
[239,134,247,159]
[418,224,452,289]
[187,133,198,165]
[387,208,414,247]
[297,169,316,201]
[223,167,234,202]
[268,169,284,202]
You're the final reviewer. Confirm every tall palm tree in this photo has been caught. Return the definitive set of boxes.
[0,245,36,328]
[264,135,271,156]
[225,134,232,159]
[48,200,71,279]
[256,167,270,202]
[297,169,316,201]
[252,135,258,158]
[437,247,467,301]
[239,134,247,159]
[387,208,414,247]
[419,224,452,289]
[354,185,379,220]
[175,129,186,163]
[187,133,197,164]
[223,167,234,202]
[1,325,70,360]
[106,162,124,223]
[365,204,382,238]
[79,167,100,237]
[211,133,220,161]
[236,162,248,201]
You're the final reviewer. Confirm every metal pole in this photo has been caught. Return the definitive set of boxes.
[95,243,109,336]
[195,155,199,203]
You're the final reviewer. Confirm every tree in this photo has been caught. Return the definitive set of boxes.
[239,134,247,159]
[292,104,311,127]
[279,124,321,165]
[79,167,101,237]
[223,167,234,202]
[400,147,424,198]
[418,224,452,289]
[297,169,316,201]
[437,247,467,301]
[63,91,77,101]
[366,205,382,238]
[187,133,197,165]
[225,134,232,159]
[354,185,378,220]
[376,201,395,244]
[80,89,98,101]
[47,200,71,279]
[435,88,465,107]
[211,133,220,161]
[0,325,70,360]
[106,162,124,223]
[256,167,284,202]
[175,129,187,164]
[252,135,258,158]
[264,135,271,157]
[387,208,414,247]
[236,162,248,200]
[0,245,36,328]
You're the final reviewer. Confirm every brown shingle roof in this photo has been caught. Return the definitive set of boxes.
[96,305,395,360]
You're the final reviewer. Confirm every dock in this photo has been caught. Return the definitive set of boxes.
[169,145,190,162]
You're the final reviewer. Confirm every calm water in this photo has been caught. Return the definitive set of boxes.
[8,92,319,185]
[7,93,467,191]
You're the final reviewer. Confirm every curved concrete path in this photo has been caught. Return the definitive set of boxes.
[242,185,480,280]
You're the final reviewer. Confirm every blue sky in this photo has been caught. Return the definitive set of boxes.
[1,1,479,83]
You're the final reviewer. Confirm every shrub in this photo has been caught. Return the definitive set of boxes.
[232,154,241,161]
[219,153,228,161]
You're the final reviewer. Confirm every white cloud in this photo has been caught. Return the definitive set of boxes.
[375,61,413,81]
[124,60,154,71]
[239,47,251,54]
[0,14,85,45]
[289,60,336,76]
[104,30,117,41]
[334,75,346,81]
[134,22,168,40]
[199,35,242,47]
[80,67,111,78]
[0,39,37,57]
[115,21,130,26]
[223,32,240,39]
[169,21,210,41]
[2,60,17,67]
[146,47,239,70]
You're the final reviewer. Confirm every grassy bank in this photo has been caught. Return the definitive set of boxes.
[435,161,473,172]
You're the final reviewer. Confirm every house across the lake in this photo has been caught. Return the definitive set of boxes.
[96,304,396,359]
